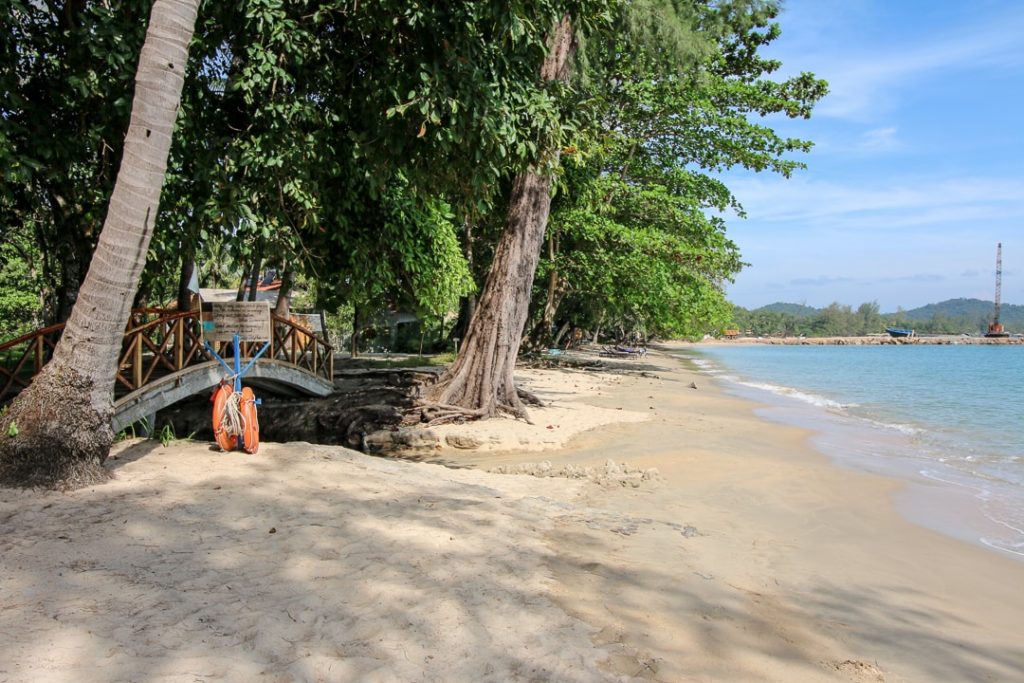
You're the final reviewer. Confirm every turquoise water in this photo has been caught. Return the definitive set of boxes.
[682,344,1024,560]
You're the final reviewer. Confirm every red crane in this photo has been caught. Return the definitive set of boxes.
[986,243,1009,338]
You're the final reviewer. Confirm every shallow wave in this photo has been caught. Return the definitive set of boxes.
[981,538,1024,558]
[920,468,1024,558]
[683,346,1024,562]
[978,510,1024,558]
[862,418,924,436]
[732,379,850,410]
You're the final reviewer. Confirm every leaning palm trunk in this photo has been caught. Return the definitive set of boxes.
[0,0,201,488]
[422,14,574,423]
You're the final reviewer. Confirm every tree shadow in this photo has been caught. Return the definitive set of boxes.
[546,519,1024,682]
[0,443,616,682]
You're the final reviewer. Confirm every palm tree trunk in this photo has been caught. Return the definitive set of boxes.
[0,0,201,489]
[424,14,574,421]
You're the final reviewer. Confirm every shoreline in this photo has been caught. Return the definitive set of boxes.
[2,349,1023,681]
[537,348,1024,681]
[674,340,1024,562]
[696,335,1023,345]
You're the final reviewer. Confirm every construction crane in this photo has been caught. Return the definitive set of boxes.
[985,242,1009,338]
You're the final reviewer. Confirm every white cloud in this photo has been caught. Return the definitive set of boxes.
[722,2,1024,310]
[857,126,899,152]
[722,175,1024,233]
[775,7,1024,121]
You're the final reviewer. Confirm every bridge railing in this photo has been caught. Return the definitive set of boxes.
[115,310,207,393]
[1,308,334,406]
[0,322,65,403]
[271,313,334,383]
[206,313,333,384]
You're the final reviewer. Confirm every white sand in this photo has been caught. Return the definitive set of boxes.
[5,347,1024,682]
[430,365,650,452]
[0,442,624,682]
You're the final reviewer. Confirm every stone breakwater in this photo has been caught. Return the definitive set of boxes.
[714,336,1023,346]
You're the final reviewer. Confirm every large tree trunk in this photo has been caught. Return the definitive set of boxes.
[0,0,200,489]
[246,253,262,301]
[526,228,567,349]
[424,14,574,422]
[274,268,293,316]
[49,224,93,325]
[235,263,248,301]
[176,251,196,311]
[351,305,361,358]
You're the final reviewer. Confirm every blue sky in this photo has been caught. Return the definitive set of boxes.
[721,0,1024,312]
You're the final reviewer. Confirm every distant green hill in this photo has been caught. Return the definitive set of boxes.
[900,298,1024,325]
[733,298,1022,336]
[752,302,819,317]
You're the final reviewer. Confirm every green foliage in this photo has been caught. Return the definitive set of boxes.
[3,0,824,355]
[158,423,181,447]
[901,298,1024,325]
[543,173,742,339]
[311,176,475,318]
[754,302,820,317]
[6,420,17,438]
[145,0,609,317]
[114,424,137,443]
[355,353,456,369]
[730,298,1019,337]
[1,1,150,320]
[0,234,43,339]
[529,0,825,343]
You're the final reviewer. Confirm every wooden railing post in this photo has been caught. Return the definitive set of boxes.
[312,339,318,375]
[175,318,184,370]
[34,335,44,373]
[132,335,143,390]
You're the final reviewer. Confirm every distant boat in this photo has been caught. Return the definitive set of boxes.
[886,327,915,338]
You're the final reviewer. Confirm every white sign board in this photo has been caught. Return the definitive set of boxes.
[209,301,272,341]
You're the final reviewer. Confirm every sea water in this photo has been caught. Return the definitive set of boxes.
[680,344,1024,561]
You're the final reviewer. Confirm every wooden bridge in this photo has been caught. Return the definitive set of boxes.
[0,309,334,432]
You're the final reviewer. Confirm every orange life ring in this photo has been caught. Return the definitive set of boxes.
[211,382,238,452]
[239,386,260,454]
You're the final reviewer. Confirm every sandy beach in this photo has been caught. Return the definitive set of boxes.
[3,348,1023,682]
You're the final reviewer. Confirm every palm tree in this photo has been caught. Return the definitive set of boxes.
[0,0,202,488]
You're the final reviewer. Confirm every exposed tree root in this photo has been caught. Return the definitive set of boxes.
[497,402,533,425]
[517,387,545,407]
[407,397,539,427]
[408,403,489,427]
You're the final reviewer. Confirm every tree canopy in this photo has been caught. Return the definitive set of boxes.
[1,0,824,346]
[0,0,827,485]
